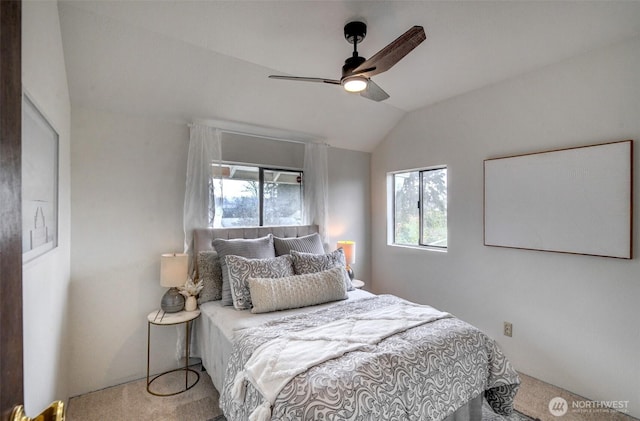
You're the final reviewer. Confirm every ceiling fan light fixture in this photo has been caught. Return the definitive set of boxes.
[342,76,368,93]
[268,23,425,102]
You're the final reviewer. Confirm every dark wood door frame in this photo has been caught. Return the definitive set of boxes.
[0,0,24,419]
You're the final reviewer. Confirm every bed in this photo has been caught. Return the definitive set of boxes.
[192,225,519,421]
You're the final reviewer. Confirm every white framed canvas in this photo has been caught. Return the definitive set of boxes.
[22,95,59,263]
[484,140,632,259]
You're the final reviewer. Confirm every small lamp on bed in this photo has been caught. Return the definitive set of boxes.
[337,240,356,281]
[160,253,188,313]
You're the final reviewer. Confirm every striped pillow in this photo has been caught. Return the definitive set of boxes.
[274,233,324,256]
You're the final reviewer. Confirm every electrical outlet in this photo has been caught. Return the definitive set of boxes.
[503,322,513,337]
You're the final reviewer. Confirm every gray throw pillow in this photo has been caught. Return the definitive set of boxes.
[273,233,325,256]
[196,251,222,304]
[226,254,295,310]
[290,249,354,291]
[213,234,276,306]
[249,267,348,314]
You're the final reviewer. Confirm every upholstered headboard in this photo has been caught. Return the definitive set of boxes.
[191,225,321,302]
[193,225,319,254]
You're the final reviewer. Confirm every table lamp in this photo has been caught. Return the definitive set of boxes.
[337,240,356,280]
[160,253,188,313]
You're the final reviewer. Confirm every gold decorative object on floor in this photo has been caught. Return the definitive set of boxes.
[11,401,64,421]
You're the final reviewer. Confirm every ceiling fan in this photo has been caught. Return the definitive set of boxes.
[269,21,426,102]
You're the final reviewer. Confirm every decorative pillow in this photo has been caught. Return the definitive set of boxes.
[196,251,222,304]
[225,254,295,310]
[273,233,325,256]
[213,234,276,306]
[290,249,354,291]
[248,267,348,314]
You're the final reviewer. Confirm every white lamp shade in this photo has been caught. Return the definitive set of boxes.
[160,253,188,287]
[337,241,356,265]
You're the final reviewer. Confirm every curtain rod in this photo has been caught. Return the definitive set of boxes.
[187,122,325,146]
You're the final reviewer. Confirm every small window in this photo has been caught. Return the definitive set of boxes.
[392,167,447,248]
[210,164,303,228]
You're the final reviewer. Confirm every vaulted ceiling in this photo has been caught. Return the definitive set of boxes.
[58,1,640,152]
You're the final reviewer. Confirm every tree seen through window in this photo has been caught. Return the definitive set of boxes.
[393,167,447,248]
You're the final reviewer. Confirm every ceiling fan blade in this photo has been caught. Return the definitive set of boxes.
[360,79,390,102]
[268,75,341,85]
[352,26,426,78]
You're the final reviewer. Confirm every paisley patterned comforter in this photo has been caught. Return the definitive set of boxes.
[221,295,519,421]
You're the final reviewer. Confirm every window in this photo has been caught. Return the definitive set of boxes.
[210,163,303,228]
[392,167,447,248]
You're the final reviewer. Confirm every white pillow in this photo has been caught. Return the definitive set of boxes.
[248,267,348,314]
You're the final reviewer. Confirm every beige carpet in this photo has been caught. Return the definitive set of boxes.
[67,369,636,421]
[66,367,223,421]
[514,373,637,421]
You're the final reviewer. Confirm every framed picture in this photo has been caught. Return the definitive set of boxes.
[22,95,59,263]
[484,140,632,259]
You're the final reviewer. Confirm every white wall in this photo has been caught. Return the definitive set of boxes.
[327,148,371,284]
[69,108,189,396]
[69,107,371,396]
[371,35,640,417]
[21,1,71,416]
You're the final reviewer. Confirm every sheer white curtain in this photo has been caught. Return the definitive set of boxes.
[183,124,222,260]
[179,124,221,360]
[303,142,329,248]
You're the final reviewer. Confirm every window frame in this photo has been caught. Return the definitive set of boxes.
[390,166,448,250]
[210,161,303,228]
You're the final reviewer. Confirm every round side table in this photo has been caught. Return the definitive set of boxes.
[146,309,201,396]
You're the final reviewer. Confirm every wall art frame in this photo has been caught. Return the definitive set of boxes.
[22,94,59,263]
[484,140,633,259]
